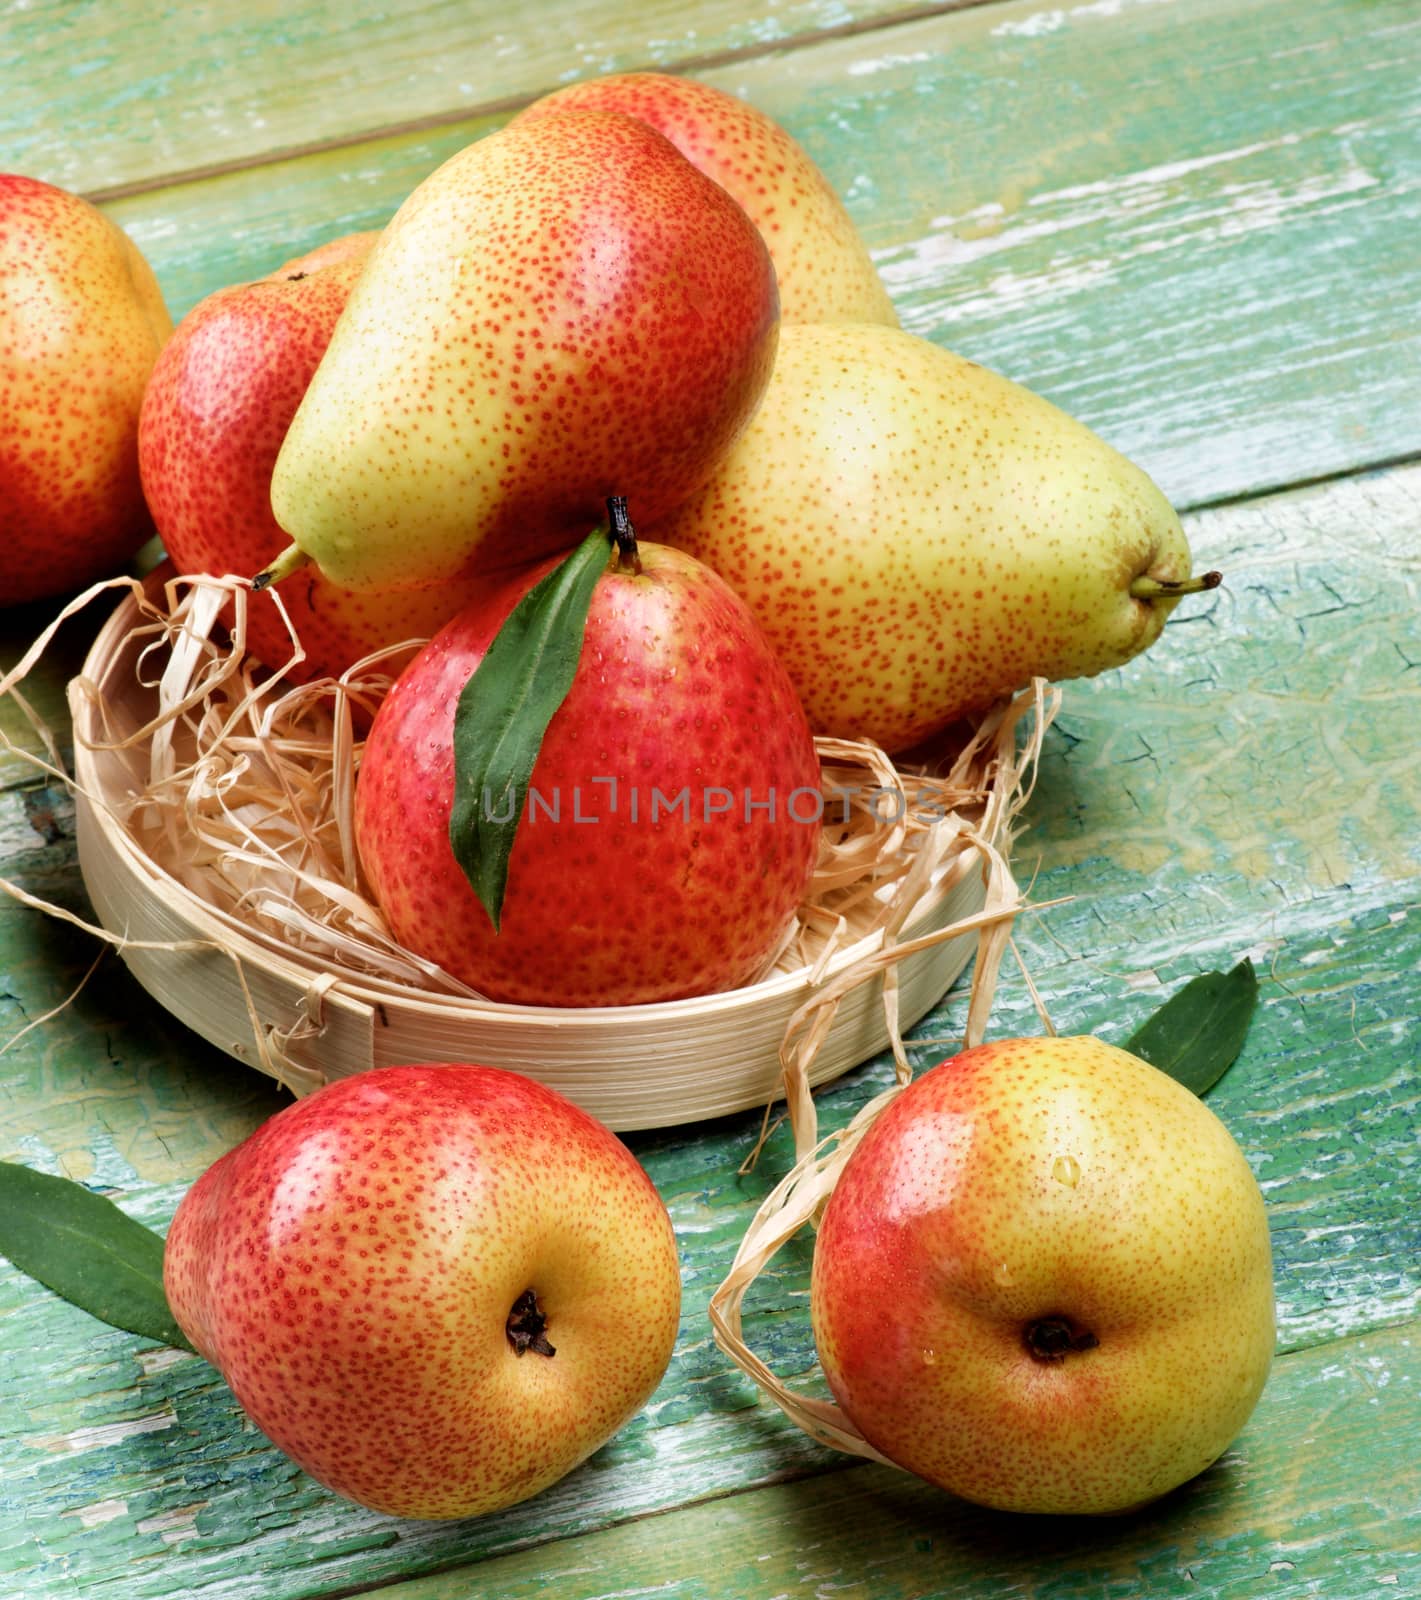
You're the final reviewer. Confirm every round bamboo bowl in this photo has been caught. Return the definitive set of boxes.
[67,581,1010,1131]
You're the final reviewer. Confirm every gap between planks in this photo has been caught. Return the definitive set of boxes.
[79,0,1002,206]
[1178,446,1421,518]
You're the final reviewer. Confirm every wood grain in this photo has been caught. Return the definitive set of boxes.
[2,0,946,197]
[708,0,1421,509]
[327,1322,1421,1600]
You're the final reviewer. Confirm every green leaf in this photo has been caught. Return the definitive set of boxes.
[1124,957,1260,1096]
[0,1161,196,1352]
[449,524,611,931]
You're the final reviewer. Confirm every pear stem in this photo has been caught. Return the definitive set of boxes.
[1130,570,1223,601]
[608,494,641,575]
[252,543,312,591]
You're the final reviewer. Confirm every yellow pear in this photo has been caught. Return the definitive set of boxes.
[654,323,1207,753]
[811,1036,1276,1515]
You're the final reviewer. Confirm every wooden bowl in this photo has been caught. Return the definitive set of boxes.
[68,585,997,1131]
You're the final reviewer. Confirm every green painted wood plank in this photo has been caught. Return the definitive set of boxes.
[1,463,1417,1597]
[1,0,941,198]
[343,1320,1421,1600]
[87,0,1421,513]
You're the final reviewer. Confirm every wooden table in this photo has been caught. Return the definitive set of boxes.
[3,1,1418,1595]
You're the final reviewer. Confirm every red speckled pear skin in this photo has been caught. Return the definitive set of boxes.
[269,111,780,593]
[654,323,1195,754]
[353,541,822,1006]
[808,1037,1276,1517]
[1,174,172,607]
[511,72,898,328]
[137,234,485,683]
[162,1064,682,1521]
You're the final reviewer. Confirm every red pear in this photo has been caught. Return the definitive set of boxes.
[163,1064,682,1520]
[269,111,780,592]
[810,1036,1276,1515]
[138,233,483,683]
[354,539,822,1006]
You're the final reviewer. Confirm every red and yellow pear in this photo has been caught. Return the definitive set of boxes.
[811,1035,1276,1516]
[513,72,898,326]
[1,174,172,607]
[656,322,1207,753]
[269,111,779,593]
[354,534,822,1007]
[164,1064,682,1519]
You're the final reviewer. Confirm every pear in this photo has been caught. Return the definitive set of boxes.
[164,1064,682,1519]
[811,1035,1275,1515]
[354,538,822,1007]
[654,322,1213,754]
[267,231,381,278]
[139,232,483,683]
[269,111,779,594]
[512,72,897,327]
[1,174,172,607]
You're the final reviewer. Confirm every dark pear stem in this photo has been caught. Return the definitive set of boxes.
[608,494,641,575]
[506,1289,556,1358]
[252,543,311,591]
[1024,1314,1099,1363]
[1130,570,1223,601]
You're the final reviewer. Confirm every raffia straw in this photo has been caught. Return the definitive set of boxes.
[709,679,1061,1464]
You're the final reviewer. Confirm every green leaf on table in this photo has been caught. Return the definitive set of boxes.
[0,1160,195,1352]
[449,521,611,932]
[1124,958,1260,1096]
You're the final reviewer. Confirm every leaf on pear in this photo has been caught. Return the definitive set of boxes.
[449,524,611,931]
[0,1160,195,1352]
[1124,958,1260,1096]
